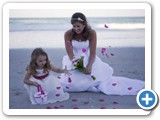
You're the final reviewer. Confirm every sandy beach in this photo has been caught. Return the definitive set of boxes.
[9,47,145,109]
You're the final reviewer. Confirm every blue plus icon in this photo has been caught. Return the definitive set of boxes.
[142,93,153,105]
[137,89,158,110]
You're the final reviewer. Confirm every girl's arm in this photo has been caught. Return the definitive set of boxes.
[85,29,97,74]
[50,64,69,74]
[23,70,39,87]
[64,30,74,61]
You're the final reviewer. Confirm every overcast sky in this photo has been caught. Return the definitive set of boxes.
[10,9,145,18]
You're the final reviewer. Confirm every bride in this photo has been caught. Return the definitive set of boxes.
[59,12,144,95]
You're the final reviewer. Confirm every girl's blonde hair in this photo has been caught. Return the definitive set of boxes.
[27,48,51,74]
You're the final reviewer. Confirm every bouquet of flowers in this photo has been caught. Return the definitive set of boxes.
[72,56,96,80]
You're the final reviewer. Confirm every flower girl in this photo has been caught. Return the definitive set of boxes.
[23,48,69,104]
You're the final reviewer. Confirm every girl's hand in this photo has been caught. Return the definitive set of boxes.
[64,66,71,76]
[33,82,39,87]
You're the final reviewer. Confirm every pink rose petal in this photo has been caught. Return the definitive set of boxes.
[106,53,109,59]
[99,99,105,102]
[56,87,61,90]
[104,24,109,28]
[84,101,90,104]
[73,107,79,109]
[66,86,69,89]
[46,106,52,109]
[110,53,114,56]
[112,83,117,86]
[56,94,60,97]
[128,87,132,90]
[54,106,59,109]
[72,99,78,102]
[82,48,87,53]
[68,77,72,83]
[101,48,106,55]
[113,101,118,104]
[60,104,64,107]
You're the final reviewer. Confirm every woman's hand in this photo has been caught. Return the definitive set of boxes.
[85,64,92,74]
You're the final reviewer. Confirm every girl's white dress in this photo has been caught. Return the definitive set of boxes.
[60,40,145,95]
[24,69,69,104]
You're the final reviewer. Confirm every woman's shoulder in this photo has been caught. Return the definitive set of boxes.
[64,29,72,40]
[65,29,72,36]
[88,28,96,39]
[89,28,96,35]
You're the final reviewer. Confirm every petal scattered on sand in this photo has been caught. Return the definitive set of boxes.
[84,101,90,104]
[60,104,65,107]
[110,53,114,56]
[72,99,78,102]
[105,53,109,59]
[100,107,106,109]
[99,99,105,102]
[73,107,79,109]
[128,87,132,90]
[54,106,59,109]
[46,106,52,109]
[113,101,118,104]
[56,94,60,97]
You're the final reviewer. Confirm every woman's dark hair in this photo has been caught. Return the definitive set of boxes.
[71,12,91,40]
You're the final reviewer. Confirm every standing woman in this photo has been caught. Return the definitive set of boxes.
[59,12,144,95]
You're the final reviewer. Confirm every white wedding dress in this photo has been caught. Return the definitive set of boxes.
[60,40,144,95]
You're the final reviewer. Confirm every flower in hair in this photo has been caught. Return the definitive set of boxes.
[77,17,84,21]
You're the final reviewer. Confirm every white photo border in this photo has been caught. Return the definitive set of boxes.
[3,2,151,115]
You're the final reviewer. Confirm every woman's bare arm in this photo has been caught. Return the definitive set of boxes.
[64,30,74,61]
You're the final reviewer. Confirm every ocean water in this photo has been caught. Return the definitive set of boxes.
[9,17,145,48]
